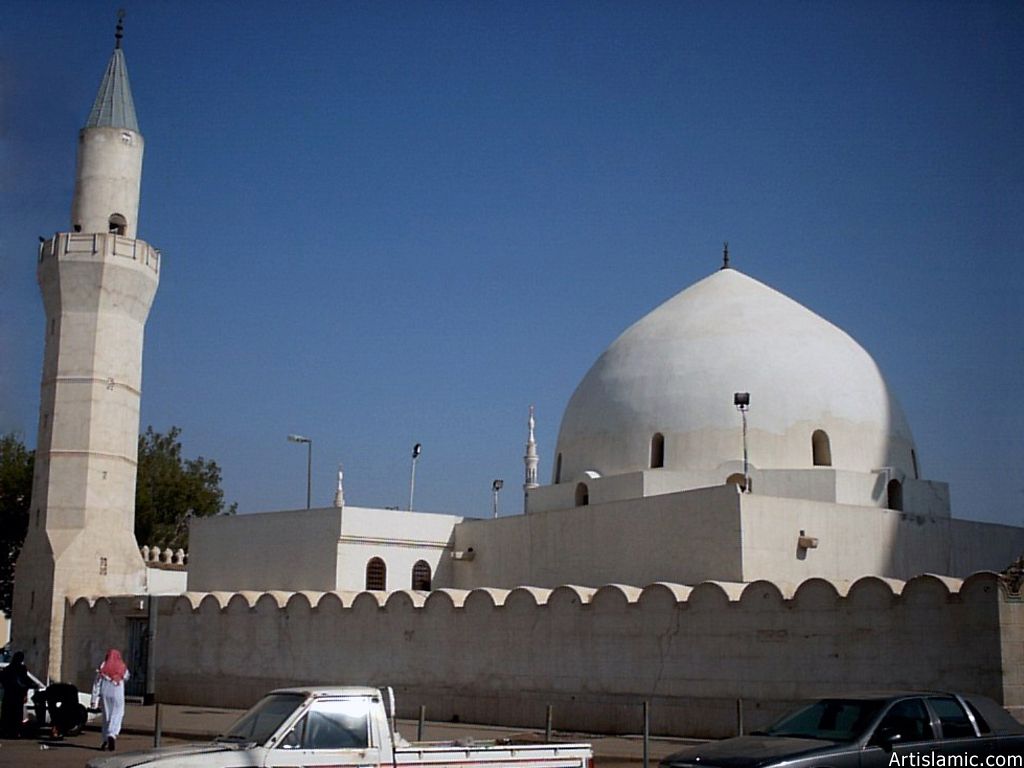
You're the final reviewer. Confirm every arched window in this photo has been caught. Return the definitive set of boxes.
[650,433,665,469]
[108,213,127,235]
[554,453,562,484]
[887,479,903,511]
[812,430,832,467]
[726,473,749,492]
[365,557,387,591]
[911,449,919,480]
[575,482,589,507]
[411,560,432,591]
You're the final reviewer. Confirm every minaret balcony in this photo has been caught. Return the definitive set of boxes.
[38,231,160,275]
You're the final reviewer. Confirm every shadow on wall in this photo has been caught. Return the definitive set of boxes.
[875,370,947,578]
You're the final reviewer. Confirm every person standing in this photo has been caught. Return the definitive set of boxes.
[0,651,39,738]
[91,648,130,751]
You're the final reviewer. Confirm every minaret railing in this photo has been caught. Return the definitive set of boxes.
[38,231,160,273]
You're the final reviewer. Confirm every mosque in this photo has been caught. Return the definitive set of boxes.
[12,22,1024,738]
[187,258,1020,595]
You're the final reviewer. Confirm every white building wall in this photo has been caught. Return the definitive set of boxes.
[61,572,1019,739]
[740,497,1021,583]
[189,507,462,593]
[458,484,975,589]
[188,508,344,592]
[454,486,744,588]
[531,468,950,518]
[951,519,1024,577]
[336,507,461,592]
[186,488,1007,594]
[145,566,188,594]
[739,496,953,582]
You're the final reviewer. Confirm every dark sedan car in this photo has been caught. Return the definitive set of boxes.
[661,693,1024,768]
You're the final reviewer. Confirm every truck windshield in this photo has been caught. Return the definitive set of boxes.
[218,693,306,746]
[762,699,885,743]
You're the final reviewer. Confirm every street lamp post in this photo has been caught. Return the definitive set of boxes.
[733,393,750,493]
[288,434,312,509]
[492,479,504,519]
[409,443,422,511]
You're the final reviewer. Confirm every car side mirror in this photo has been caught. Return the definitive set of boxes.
[873,726,903,748]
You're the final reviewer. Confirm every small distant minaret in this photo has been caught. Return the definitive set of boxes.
[333,465,345,509]
[12,14,159,680]
[523,405,539,513]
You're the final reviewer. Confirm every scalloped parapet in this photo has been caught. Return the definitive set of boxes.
[65,573,997,616]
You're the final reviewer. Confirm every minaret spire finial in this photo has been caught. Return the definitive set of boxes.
[115,9,125,49]
[721,241,730,270]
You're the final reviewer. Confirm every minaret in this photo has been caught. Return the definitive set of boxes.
[333,465,346,509]
[12,15,159,681]
[523,406,539,513]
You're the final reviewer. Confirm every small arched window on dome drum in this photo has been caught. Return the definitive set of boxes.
[812,430,832,467]
[650,433,665,469]
[726,473,749,492]
[411,560,432,591]
[887,479,903,511]
[108,213,127,236]
[575,482,589,507]
[911,449,919,479]
[555,453,562,484]
[365,557,387,591]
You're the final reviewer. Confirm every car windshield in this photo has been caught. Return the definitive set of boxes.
[217,693,305,746]
[762,699,885,743]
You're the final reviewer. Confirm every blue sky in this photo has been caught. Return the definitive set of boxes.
[1,1,1021,525]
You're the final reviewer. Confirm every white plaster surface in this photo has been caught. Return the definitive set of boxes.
[554,269,918,489]
[71,126,144,237]
[12,229,158,680]
[61,572,1020,739]
[188,506,462,593]
[145,566,188,595]
[459,486,1016,587]
[455,486,745,588]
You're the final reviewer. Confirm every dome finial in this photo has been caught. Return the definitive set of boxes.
[721,241,730,270]
[115,9,125,49]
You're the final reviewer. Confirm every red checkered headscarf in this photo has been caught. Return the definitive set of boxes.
[99,648,127,684]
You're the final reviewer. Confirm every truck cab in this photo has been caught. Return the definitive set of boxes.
[232,687,395,767]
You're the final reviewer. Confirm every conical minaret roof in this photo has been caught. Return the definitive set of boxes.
[85,32,139,132]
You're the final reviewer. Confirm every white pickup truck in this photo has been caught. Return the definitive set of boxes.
[87,686,594,768]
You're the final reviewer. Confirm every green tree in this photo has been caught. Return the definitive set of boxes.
[135,426,237,550]
[0,428,233,612]
[0,433,33,616]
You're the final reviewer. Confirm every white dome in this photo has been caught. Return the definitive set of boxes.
[553,268,918,484]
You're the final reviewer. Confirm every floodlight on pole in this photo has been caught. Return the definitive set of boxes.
[409,443,422,511]
[733,393,750,493]
[492,479,504,519]
[287,434,313,509]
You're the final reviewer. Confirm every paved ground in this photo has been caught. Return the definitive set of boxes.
[0,701,702,767]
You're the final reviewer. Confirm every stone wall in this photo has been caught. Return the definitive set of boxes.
[61,572,1019,738]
